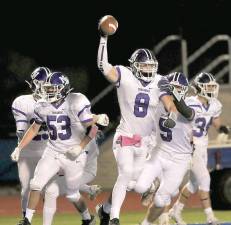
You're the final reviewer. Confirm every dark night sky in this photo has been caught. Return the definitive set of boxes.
[1,0,230,69]
[0,0,231,135]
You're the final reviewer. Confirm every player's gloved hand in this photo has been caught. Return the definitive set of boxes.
[219,125,230,134]
[11,147,21,162]
[98,20,108,37]
[157,77,171,93]
[97,114,109,127]
[163,112,177,128]
[98,28,108,37]
[170,85,183,102]
[66,145,82,160]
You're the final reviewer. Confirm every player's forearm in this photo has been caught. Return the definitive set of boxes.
[79,135,92,149]
[17,122,40,150]
[212,117,221,130]
[97,36,118,82]
[161,95,177,114]
[173,99,195,121]
[79,125,99,149]
[160,95,178,128]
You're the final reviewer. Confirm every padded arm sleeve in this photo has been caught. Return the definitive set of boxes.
[97,36,113,75]
[173,98,195,121]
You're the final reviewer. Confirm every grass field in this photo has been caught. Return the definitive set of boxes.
[1,209,230,225]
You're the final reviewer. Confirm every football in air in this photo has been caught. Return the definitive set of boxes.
[98,15,118,36]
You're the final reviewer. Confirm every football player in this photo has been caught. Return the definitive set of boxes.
[169,72,229,225]
[43,138,102,225]
[11,71,109,225]
[12,67,51,218]
[97,26,179,225]
[134,72,198,225]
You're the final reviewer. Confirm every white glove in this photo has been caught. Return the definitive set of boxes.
[170,85,183,102]
[66,145,82,160]
[11,147,21,162]
[97,114,109,126]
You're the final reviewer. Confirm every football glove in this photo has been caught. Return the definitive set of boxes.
[11,147,21,162]
[163,112,177,128]
[97,114,109,127]
[66,145,82,160]
[219,125,230,134]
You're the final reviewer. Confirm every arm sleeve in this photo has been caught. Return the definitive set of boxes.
[157,77,171,100]
[213,99,222,118]
[97,36,113,75]
[75,95,93,123]
[173,98,195,121]
[33,103,45,124]
[12,97,29,132]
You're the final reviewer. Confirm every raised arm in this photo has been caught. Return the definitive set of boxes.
[97,36,119,83]
[170,86,195,121]
[158,78,178,128]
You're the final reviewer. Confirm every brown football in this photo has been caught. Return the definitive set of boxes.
[98,15,118,36]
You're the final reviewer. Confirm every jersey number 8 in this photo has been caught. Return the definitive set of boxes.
[134,93,150,118]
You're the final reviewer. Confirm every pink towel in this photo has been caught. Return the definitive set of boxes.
[117,134,141,147]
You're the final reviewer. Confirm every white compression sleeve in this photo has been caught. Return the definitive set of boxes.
[97,36,113,75]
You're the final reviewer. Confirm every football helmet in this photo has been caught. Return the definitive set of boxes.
[41,72,72,103]
[26,67,51,100]
[167,72,189,99]
[192,72,219,100]
[128,48,158,82]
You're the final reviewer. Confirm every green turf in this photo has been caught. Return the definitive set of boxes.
[1,209,230,225]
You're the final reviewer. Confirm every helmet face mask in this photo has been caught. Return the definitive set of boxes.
[41,72,72,103]
[129,49,158,82]
[26,67,51,101]
[168,72,189,99]
[193,73,219,100]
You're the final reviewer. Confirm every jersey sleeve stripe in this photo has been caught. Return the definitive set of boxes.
[16,120,28,123]
[81,118,93,123]
[12,107,27,117]
[77,105,91,117]
[188,104,202,109]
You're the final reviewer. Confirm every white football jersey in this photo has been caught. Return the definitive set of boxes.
[34,93,93,154]
[114,65,167,137]
[12,95,48,157]
[155,97,202,157]
[186,96,222,145]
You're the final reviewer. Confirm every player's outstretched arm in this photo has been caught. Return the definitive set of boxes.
[97,15,119,83]
[11,122,41,161]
